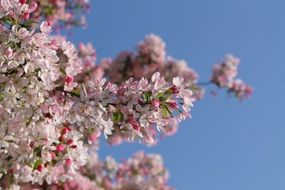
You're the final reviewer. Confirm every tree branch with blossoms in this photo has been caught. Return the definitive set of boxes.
[0,0,252,189]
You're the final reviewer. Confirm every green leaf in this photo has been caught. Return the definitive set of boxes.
[156,92,171,101]
[34,146,42,157]
[33,159,42,170]
[142,91,152,102]
[161,105,169,118]
[0,94,3,102]
[52,159,57,166]
[21,20,37,29]
[112,111,124,123]
[70,88,81,98]
[165,105,173,117]
[155,92,164,99]
[161,104,173,118]
[60,67,66,75]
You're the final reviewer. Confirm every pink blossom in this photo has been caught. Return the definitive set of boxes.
[229,79,253,100]
[211,54,252,100]
[0,2,252,188]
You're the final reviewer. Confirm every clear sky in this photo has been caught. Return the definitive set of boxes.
[70,1,285,189]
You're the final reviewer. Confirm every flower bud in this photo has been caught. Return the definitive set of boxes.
[151,99,160,110]
[66,139,73,145]
[65,76,74,85]
[56,144,65,152]
[65,158,72,167]
[22,12,30,20]
[37,164,43,172]
[169,85,179,94]
[168,102,178,109]
[19,0,26,4]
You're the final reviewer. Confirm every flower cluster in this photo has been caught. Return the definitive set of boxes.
[211,54,253,100]
[115,151,172,190]
[33,0,89,29]
[0,18,86,189]
[211,54,240,87]
[11,151,172,190]
[161,58,204,100]
[228,79,253,100]
[0,2,195,187]
[0,0,89,31]
[102,35,253,101]
[0,1,253,189]
[102,34,204,100]
[0,0,38,22]
[102,73,194,145]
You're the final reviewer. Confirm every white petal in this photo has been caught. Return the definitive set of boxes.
[151,72,160,82]
[173,76,184,87]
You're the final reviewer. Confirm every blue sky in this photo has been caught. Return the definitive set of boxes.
[70,1,285,189]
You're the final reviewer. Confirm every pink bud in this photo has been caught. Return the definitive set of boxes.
[61,127,68,135]
[56,144,65,152]
[169,85,179,94]
[138,99,143,104]
[59,135,64,142]
[65,158,72,167]
[88,133,98,143]
[28,2,38,12]
[50,152,56,159]
[128,115,140,131]
[22,12,30,20]
[66,139,73,145]
[37,164,43,172]
[169,102,178,109]
[47,21,53,26]
[65,76,74,85]
[29,141,34,148]
[151,99,160,110]
[19,0,26,4]
[132,123,140,131]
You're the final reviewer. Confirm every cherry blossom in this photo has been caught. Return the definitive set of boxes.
[16,151,173,190]
[211,54,253,100]
[0,1,252,189]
